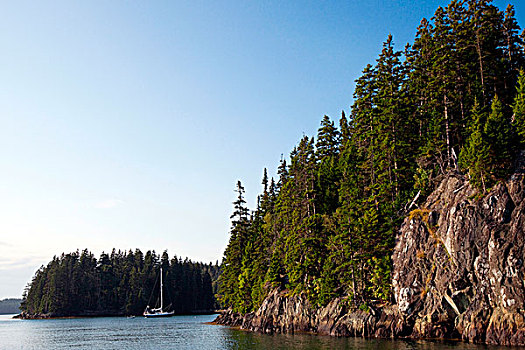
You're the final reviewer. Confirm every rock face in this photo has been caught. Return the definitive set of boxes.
[216,165,525,346]
[214,289,405,337]
[392,169,525,346]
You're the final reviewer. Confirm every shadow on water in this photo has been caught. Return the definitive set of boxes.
[222,327,520,350]
[0,314,521,350]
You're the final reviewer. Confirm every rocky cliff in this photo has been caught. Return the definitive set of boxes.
[214,290,406,337]
[215,158,525,346]
[392,162,525,345]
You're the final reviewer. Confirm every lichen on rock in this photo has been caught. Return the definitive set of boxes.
[392,171,525,345]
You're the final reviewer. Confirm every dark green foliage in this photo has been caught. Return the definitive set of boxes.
[218,0,525,314]
[217,181,248,312]
[461,94,515,192]
[21,249,219,316]
[513,70,525,145]
[484,95,514,177]
[459,100,492,191]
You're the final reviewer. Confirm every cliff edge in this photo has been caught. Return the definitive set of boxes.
[392,159,525,345]
[216,157,525,346]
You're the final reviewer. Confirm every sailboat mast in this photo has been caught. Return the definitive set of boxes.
[160,267,164,310]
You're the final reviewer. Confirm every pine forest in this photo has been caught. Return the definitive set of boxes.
[217,0,525,314]
[21,249,219,316]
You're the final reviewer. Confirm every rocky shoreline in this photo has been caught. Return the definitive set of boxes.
[14,309,217,319]
[215,168,525,346]
[14,310,127,319]
[214,289,406,338]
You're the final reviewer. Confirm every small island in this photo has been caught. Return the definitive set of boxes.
[18,249,219,319]
[0,298,21,315]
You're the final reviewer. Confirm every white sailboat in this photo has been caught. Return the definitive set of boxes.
[143,267,175,318]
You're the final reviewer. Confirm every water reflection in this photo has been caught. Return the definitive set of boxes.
[0,314,515,350]
[221,326,512,350]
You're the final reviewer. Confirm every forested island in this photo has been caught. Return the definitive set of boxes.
[0,299,21,314]
[19,249,219,318]
[215,0,525,346]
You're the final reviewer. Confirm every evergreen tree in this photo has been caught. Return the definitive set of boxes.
[502,5,524,92]
[316,115,341,214]
[513,70,525,146]
[484,94,514,177]
[217,181,251,312]
[459,99,491,191]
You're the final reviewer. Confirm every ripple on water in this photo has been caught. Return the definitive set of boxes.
[0,314,508,350]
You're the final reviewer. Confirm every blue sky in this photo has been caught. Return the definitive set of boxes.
[1,0,523,299]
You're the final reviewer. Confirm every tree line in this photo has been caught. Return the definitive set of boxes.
[218,0,525,314]
[0,298,21,314]
[21,249,219,316]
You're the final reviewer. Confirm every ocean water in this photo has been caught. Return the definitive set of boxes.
[0,314,506,350]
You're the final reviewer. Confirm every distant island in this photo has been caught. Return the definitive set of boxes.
[214,0,525,346]
[0,298,21,314]
[19,249,220,318]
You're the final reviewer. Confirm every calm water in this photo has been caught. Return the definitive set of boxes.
[0,314,509,350]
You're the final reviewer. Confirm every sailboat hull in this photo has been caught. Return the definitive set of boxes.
[143,311,175,318]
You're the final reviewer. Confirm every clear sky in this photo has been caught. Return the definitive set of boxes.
[1,0,523,299]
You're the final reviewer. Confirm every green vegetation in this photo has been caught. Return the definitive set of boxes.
[218,0,525,312]
[21,249,219,316]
